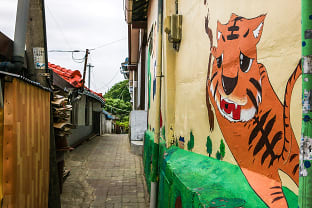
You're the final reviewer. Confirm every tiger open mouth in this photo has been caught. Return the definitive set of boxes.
[220,98,241,120]
[210,82,260,122]
[216,95,257,122]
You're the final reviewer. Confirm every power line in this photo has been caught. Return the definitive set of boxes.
[118,85,128,99]
[95,70,120,91]
[48,50,84,52]
[45,3,74,50]
[91,69,99,90]
[90,38,127,50]
[72,51,86,63]
[105,104,130,113]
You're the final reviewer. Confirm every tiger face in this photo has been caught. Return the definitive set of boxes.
[210,14,266,122]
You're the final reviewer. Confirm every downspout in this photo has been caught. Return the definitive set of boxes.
[150,0,163,207]
[300,0,312,207]
[13,0,30,65]
[0,0,30,72]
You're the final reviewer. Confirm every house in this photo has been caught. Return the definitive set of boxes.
[124,0,303,207]
[101,110,113,134]
[49,63,105,147]
[48,63,106,192]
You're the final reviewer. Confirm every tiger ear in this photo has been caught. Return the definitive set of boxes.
[252,14,266,43]
[229,13,239,21]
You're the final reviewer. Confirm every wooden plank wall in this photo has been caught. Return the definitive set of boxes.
[3,78,50,208]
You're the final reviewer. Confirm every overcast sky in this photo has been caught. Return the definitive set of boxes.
[0,0,128,94]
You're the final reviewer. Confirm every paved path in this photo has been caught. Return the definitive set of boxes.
[61,134,149,208]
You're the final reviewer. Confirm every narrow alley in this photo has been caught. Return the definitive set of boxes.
[61,134,149,208]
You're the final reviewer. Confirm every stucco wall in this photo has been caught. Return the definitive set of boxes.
[93,101,102,112]
[77,95,86,126]
[67,125,93,147]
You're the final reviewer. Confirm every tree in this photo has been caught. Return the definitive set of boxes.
[104,80,132,130]
[104,80,131,102]
[206,136,212,157]
[216,139,226,160]
[220,139,225,159]
[187,131,195,151]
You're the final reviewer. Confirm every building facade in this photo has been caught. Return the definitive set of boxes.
[125,0,302,207]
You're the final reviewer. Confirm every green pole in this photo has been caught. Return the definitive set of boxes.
[150,0,163,207]
[300,0,312,207]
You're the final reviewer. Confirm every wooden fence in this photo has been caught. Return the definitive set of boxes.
[2,77,50,208]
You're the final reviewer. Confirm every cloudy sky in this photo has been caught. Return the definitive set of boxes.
[0,0,128,94]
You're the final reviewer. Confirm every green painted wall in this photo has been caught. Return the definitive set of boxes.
[143,131,298,207]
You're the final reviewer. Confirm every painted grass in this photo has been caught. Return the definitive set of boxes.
[143,131,298,207]
[163,147,298,208]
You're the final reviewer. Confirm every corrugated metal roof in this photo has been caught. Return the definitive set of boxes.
[102,110,113,119]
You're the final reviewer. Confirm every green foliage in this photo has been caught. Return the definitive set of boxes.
[216,151,221,160]
[187,131,195,151]
[104,80,131,102]
[216,139,225,160]
[104,80,132,130]
[116,120,129,131]
[206,136,212,157]
[220,139,225,159]
[104,98,131,120]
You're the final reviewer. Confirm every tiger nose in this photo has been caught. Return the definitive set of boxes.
[222,74,238,95]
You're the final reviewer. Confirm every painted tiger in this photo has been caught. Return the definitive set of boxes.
[206,13,301,207]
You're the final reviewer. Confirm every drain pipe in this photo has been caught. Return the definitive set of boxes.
[0,0,30,72]
[13,0,30,64]
[299,0,312,207]
[150,0,163,207]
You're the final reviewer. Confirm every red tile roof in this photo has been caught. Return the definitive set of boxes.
[49,62,104,102]
[84,86,103,98]
[49,63,84,88]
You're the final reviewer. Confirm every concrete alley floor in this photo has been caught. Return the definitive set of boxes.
[61,134,149,208]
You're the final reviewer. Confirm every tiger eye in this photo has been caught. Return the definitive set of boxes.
[240,52,253,73]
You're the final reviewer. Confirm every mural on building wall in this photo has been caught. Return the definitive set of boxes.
[206,14,301,207]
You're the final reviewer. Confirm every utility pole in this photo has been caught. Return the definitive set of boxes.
[26,0,49,87]
[299,0,312,207]
[82,49,89,88]
[26,0,61,207]
[87,63,94,89]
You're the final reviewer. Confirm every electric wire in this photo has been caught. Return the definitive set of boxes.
[91,71,99,92]
[90,38,127,50]
[88,55,97,91]
[72,51,86,63]
[95,70,120,91]
[45,2,74,50]
[104,104,130,113]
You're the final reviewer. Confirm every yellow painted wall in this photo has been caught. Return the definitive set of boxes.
[147,0,301,197]
[147,0,159,132]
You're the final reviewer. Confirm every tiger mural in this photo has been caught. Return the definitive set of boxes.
[206,14,301,207]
